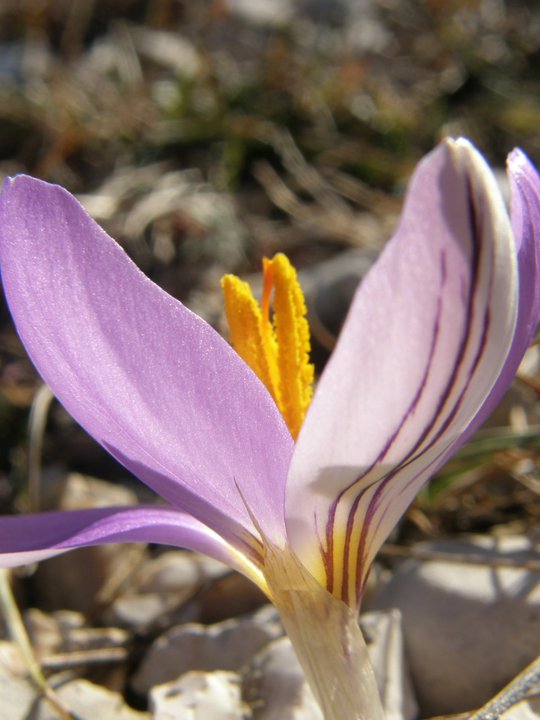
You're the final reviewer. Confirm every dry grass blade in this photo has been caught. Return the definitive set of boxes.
[467,655,540,719]
[380,543,540,572]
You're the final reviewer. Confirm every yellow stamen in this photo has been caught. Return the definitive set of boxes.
[221,274,275,394]
[221,253,314,439]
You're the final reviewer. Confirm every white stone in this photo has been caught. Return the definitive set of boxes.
[136,604,416,718]
[150,671,246,720]
[0,642,38,720]
[244,636,322,720]
[0,647,149,720]
[132,605,283,695]
[360,610,418,720]
[135,552,228,594]
[502,699,540,720]
[35,679,149,720]
[129,28,201,77]
[106,550,228,633]
[370,536,540,715]
[223,0,293,27]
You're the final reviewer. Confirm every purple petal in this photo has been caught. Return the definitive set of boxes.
[502,149,540,387]
[422,150,540,460]
[0,505,258,576]
[0,177,293,551]
[286,139,521,605]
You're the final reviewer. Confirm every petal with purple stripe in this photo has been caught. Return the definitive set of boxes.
[285,138,519,606]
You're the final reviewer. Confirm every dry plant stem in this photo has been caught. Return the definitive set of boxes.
[0,570,75,719]
[381,543,540,572]
[41,647,128,671]
[265,545,385,720]
[467,655,540,720]
[27,383,55,513]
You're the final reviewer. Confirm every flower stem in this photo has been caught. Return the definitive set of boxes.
[265,545,385,720]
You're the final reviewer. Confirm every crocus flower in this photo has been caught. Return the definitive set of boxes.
[0,138,539,720]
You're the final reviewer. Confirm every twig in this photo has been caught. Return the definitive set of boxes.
[380,543,540,572]
[41,647,128,672]
[253,161,373,245]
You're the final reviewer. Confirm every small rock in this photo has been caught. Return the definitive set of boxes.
[150,671,247,720]
[105,550,229,634]
[502,699,540,720]
[25,608,129,679]
[111,593,182,635]
[370,536,540,715]
[40,471,139,513]
[223,0,293,27]
[25,608,70,657]
[136,551,227,593]
[360,610,418,720]
[135,604,416,718]
[243,636,323,720]
[132,605,283,695]
[35,679,149,720]
[54,609,87,631]
[128,28,201,77]
[0,641,37,720]
[63,625,129,653]
[26,608,121,658]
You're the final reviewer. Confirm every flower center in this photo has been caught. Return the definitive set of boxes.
[221,253,314,439]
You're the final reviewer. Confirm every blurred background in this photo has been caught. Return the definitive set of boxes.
[0,0,539,692]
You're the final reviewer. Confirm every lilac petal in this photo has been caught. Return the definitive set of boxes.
[0,177,293,551]
[286,139,521,606]
[0,505,257,577]
[503,149,540,385]
[422,150,540,462]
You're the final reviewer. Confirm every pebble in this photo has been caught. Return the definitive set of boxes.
[0,605,419,719]
[35,679,149,720]
[150,671,246,720]
[135,603,416,719]
[243,636,323,720]
[370,535,540,715]
[25,608,129,658]
[24,608,79,657]
[105,550,230,634]
[0,641,37,720]
[223,0,293,27]
[360,610,418,720]
[0,642,148,720]
[132,605,283,695]
[504,699,540,720]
